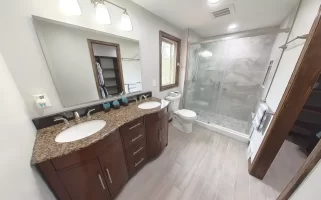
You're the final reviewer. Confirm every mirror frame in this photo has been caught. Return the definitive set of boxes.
[87,39,125,98]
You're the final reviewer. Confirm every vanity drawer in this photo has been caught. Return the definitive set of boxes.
[125,138,146,163]
[120,117,144,136]
[52,129,121,171]
[145,108,168,123]
[122,129,145,149]
[128,150,147,176]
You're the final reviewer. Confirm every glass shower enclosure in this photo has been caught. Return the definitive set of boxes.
[183,34,276,134]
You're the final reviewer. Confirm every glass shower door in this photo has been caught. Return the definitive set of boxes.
[216,35,275,133]
[184,41,228,124]
[184,34,276,134]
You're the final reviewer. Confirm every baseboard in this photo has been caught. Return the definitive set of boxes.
[195,120,250,143]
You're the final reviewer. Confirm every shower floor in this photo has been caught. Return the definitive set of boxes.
[195,109,248,134]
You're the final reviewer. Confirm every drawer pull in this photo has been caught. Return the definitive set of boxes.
[131,134,143,142]
[129,123,141,130]
[106,168,113,184]
[135,158,145,167]
[98,174,106,190]
[133,147,144,155]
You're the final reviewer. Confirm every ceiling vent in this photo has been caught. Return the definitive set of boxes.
[212,4,235,18]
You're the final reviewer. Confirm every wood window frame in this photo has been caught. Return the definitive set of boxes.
[248,5,321,200]
[159,30,181,91]
[87,39,125,98]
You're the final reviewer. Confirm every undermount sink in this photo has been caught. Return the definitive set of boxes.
[55,120,106,143]
[138,101,161,109]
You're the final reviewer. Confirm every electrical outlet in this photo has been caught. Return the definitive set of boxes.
[152,80,157,87]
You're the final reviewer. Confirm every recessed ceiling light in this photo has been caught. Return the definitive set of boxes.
[228,24,238,30]
[209,0,221,4]
[199,50,213,58]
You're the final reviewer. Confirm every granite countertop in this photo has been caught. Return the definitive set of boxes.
[31,98,170,165]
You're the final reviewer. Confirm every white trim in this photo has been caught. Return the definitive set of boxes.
[195,120,250,143]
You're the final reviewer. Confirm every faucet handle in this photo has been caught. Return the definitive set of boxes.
[87,109,95,120]
[54,117,69,129]
[141,94,149,101]
[74,111,80,123]
[132,96,138,103]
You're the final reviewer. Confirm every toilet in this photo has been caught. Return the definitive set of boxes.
[165,92,197,133]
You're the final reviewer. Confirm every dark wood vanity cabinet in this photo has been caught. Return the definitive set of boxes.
[120,117,147,176]
[37,108,169,200]
[145,108,169,160]
[98,141,128,196]
[58,159,110,200]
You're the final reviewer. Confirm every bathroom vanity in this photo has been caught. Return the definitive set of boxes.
[32,98,169,200]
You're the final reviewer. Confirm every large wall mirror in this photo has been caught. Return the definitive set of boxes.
[33,16,142,107]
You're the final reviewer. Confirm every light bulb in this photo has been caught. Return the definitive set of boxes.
[96,3,111,24]
[60,0,81,16]
[121,11,133,31]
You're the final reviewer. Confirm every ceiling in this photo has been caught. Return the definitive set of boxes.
[132,0,300,38]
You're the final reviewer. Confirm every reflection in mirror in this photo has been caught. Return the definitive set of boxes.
[32,16,142,107]
[88,40,124,98]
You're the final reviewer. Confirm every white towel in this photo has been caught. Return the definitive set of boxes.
[253,103,268,131]
[96,62,104,86]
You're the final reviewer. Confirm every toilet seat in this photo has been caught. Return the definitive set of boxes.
[175,109,197,121]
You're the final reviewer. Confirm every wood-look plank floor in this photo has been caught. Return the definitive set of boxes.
[116,124,304,200]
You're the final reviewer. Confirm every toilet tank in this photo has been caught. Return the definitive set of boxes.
[165,94,181,112]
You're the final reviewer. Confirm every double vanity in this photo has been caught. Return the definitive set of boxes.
[32,97,170,200]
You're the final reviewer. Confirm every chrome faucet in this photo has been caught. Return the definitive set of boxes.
[139,94,149,102]
[74,111,80,123]
[54,117,69,129]
[87,109,95,120]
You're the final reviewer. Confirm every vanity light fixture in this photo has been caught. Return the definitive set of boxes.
[121,11,133,31]
[91,0,133,31]
[95,3,111,24]
[209,0,221,4]
[228,24,238,30]
[60,0,82,16]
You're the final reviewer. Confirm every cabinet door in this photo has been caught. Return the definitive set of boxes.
[160,113,169,149]
[99,141,128,196]
[146,119,162,159]
[58,159,110,200]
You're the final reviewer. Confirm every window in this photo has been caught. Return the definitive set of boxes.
[159,31,181,91]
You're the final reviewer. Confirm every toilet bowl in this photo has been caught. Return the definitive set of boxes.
[165,93,197,133]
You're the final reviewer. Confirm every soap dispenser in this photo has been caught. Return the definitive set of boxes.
[120,92,128,106]
[112,98,120,109]
[103,102,111,112]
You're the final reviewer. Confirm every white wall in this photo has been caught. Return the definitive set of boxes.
[0,53,55,200]
[289,160,321,200]
[266,0,321,112]
[250,0,321,162]
[0,0,183,118]
[261,9,297,100]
